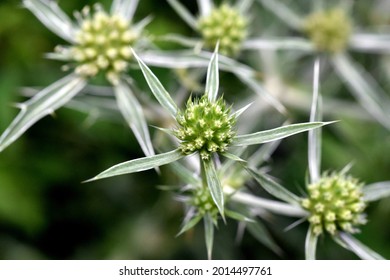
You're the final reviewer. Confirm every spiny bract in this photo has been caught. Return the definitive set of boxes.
[301,172,367,236]
[174,95,236,160]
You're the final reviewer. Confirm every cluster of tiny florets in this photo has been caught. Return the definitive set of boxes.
[56,5,138,85]
[197,4,248,56]
[174,95,236,161]
[192,186,219,218]
[301,172,367,236]
[303,8,352,53]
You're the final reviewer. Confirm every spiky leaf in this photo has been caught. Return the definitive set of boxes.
[233,122,332,146]
[86,149,185,182]
[0,74,86,152]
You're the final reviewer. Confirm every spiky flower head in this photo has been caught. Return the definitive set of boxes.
[197,4,248,56]
[192,186,220,219]
[174,95,236,161]
[301,172,367,236]
[303,8,352,53]
[56,5,138,85]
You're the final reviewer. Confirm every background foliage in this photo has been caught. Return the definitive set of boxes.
[0,0,389,259]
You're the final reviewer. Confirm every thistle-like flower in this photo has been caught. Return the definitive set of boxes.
[191,186,220,219]
[164,141,296,259]
[139,0,286,114]
[248,60,390,259]
[166,0,249,57]
[302,172,366,236]
[57,5,138,85]
[175,95,236,160]
[0,0,157,158]
[251,0,390,130]
[303,8,352,53]
[87,46,329,221]
[197,3,248,56]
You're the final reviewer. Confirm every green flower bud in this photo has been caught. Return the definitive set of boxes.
[56,5,138,84]
[191,186,219,218]
[174,95,236,160]
[303,8,352,53]
[198,4,248,56]
[302,172,367,236]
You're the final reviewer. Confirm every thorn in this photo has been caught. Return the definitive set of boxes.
[82,177,96,184]
[48,110,56,118]
[11,103,26,110]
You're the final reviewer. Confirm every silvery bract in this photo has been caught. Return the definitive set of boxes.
[87,46,330,223]
[248,59,390,260]
[0,0,156,157]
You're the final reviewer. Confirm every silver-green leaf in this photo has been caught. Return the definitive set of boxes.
[114,79,155,157]
[202,159,224,217]
[132,49,178,118]
[169,161,201,186]
[232,102,253,119]
[198,0,212,16]
[246,219,283,256]
[205,46,219,102]
[305,227,318,260]
[363,181,390,202]
[246,168,302,206]
[0,74,86,152]
[332,53,390,130]
[111,0,139,21]
[242,37,314,52]
[335,232,385,260]
[228,188,307,217]
[308,58,322,184]
[176,214,202,237]
[220,152,246,163]
[86,149,185,182]
[225,209,254,223]
[233,122,333,147]
[204,213,215,260]
[23,0,77,42]
[167,0,198,30]
[349,33,390,53]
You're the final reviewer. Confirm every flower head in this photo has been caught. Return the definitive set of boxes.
[56,4,138,85]
[302,172,367,236]
[198,4,248,56]
[175,95,236,160]
[0,0,159,158]
[191,185,220,219]
[88,46,327,227]
[303,8,352,53]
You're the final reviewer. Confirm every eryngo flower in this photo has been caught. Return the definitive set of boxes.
[248,59,390,259]
[248,0,390,130]
[56,4,138,85]
[86,46,330,219]
[167,0,249,57]
[303,8,352,53]
[175,95,236,160]
[197,3,248,56]
[0,0,156,158]
[167,141,295,259]
[302,171,367,236]
[139,0,286,114]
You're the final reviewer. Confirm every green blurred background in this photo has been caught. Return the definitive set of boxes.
[0,0,389,259]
